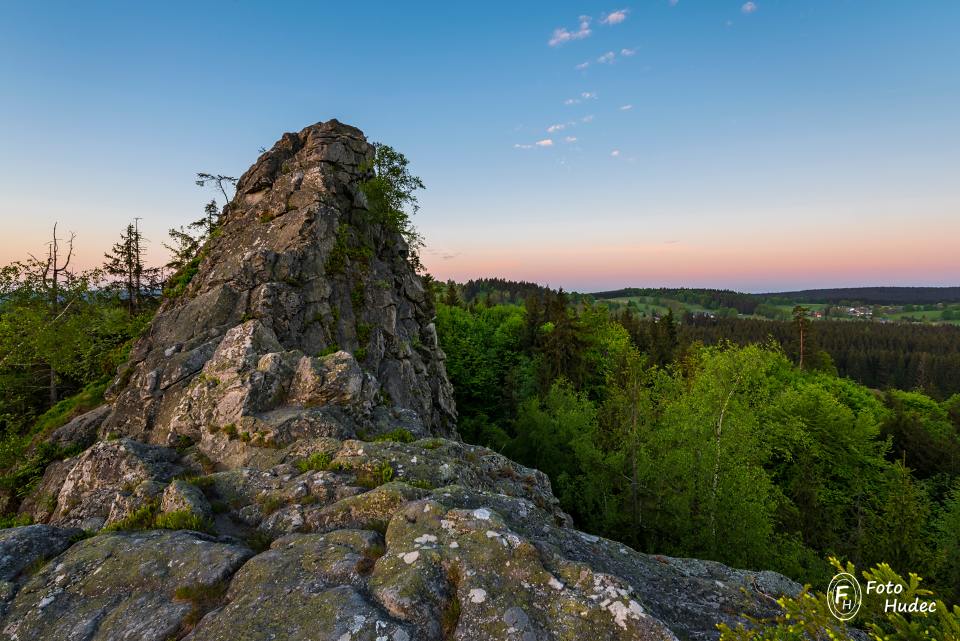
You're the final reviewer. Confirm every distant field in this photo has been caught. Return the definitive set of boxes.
[596,294,960,326]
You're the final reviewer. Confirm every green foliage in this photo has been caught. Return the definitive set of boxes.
[436,296,960,593]
[356,461,394,488]
[163,251,203,298]
[0,438,85,503]
[882,389,960,478]
[372,428,415,443]
[0,260,152,443]
[0,513,33,529]
[359,142,425,243]
[102,501,214,535]
[933,481,960,603]
[256,493,284,515]
[173,580,229,627]
[245,530,274,553]
[325,224,373,275]
[356,322,372,344]
[31,379,109,438]
[102,500,160,532]
[406,479,435,490]
[296,451,334,473]
[153,510,214,534]
[718,560,960,641]
[318,344,340,357]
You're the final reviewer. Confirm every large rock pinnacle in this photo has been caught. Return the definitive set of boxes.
[101,119,457,455]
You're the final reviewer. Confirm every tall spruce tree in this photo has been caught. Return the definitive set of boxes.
[103,220,159,315]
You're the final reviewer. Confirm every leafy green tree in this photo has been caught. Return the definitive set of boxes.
[361,143,425,245]
[867,461,933,576]
[931,481,960,604]
[507,379,599,518]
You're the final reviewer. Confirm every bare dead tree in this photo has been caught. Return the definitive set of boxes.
[28,223,75,405]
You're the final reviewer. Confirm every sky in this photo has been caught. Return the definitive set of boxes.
[1,1,958,293]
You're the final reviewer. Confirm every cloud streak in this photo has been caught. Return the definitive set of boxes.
[600,9,629,25]
[548,16,592,46]
[741,2,757,14]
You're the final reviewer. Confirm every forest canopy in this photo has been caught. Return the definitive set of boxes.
[434,287,960,605]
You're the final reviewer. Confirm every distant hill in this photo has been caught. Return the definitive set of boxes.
[761,286,960,305]
[588,287,761,314]
[591,286,960,307]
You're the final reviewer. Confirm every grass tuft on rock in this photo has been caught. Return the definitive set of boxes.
[295,451,333,473]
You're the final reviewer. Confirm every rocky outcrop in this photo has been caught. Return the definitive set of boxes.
[1,120,800,641]
[100,119,456,451]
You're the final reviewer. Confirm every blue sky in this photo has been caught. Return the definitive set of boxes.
[1,1,958,292]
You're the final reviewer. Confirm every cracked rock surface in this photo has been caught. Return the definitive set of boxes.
[2,120,798,641]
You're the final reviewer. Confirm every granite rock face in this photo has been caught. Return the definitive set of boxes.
[100,119,457,449]
[2,120,800,641]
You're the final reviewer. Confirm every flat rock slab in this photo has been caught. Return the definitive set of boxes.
[0,530,251,641]
[188,531,415,641]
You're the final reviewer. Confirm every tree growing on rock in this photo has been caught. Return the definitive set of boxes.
[361,143,425,253]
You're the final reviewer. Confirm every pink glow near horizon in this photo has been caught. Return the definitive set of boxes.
[422,234,960,292]
[3,216,957,294]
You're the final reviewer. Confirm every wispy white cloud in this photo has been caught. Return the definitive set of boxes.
[564,136,578,143]
[610,149,621,157]
[582,115,595,123]
[547,121,575,133]
[600,9,629,25]
[575,61,590,70]
[564,92,596,106]
[620,104,633,111]
[620,47,636,57]
[513,143,533,150]
[741,2,757,14]
[597,51,616,64]
[548,15,592,46]
[536,139,554,147]
[424,247,462,260]
[669,0,679,6]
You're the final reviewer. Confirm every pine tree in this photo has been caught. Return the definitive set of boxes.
[443,280,461,307]
[103,220,157,315]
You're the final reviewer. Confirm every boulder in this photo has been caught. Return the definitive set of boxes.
[40,439,183,530]
[160,480,213,524]
[47,405,111,451]
[287,351,366,407]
